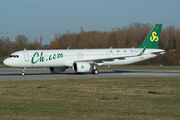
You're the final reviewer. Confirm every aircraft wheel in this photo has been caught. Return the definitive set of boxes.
[22,72,25,76]
[94,69,99,75]
[91,69,95,74]
[91,69,99,75]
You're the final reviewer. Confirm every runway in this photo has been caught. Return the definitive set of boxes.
[0,68,180,81]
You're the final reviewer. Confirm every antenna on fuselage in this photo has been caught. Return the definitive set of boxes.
[110,47,113,53]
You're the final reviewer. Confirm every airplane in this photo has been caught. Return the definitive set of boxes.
[3,24,165,76]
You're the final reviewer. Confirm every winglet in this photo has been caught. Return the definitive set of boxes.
[138,46,147,56]
[67,46,71,50]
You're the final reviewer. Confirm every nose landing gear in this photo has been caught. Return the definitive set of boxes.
[22,67,26,76]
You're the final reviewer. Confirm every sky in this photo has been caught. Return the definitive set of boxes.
[1,0,180,45]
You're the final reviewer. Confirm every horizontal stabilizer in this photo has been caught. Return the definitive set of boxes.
[151,50,175,55]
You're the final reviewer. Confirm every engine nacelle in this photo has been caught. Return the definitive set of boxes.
[49,67,68,73]
[73,62,91,73]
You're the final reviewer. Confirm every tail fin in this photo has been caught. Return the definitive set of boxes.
[138,24,162,49]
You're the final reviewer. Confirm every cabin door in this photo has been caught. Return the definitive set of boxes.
[23,52,29,62]
[106,52,111,58]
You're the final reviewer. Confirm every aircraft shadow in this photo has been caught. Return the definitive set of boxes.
[0,72,89,76]
[0,70,136,76]
[0,70,178,76]
[100,70,179,74]
[99,70,144,74]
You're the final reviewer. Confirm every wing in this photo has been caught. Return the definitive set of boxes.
[76,46,147,63]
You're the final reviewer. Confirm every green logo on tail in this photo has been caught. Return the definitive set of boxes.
[150,32,159,42]
[138,24,162,49]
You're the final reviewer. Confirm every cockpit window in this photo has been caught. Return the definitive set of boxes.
[9,55,19,58]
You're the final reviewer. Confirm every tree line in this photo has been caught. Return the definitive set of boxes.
[1,22,180,65]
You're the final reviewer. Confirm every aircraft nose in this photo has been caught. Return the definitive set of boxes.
[3,58,11,66]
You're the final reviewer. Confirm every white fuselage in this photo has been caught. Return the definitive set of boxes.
[3,48,165,68]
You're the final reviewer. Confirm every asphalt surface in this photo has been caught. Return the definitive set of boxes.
[0,68,180,81]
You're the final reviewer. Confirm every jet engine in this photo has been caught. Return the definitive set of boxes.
[73,62,91,73]
[49,67,68,73]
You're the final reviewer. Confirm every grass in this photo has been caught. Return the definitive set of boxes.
[0,78,180,119]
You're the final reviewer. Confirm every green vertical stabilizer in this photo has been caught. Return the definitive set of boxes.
[138,24,162,49]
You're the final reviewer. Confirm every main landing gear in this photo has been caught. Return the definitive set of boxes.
[91,69,99,75]
[22,67,26,76]
[91,66,99,75]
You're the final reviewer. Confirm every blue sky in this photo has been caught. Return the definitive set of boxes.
[1,0,180,45]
